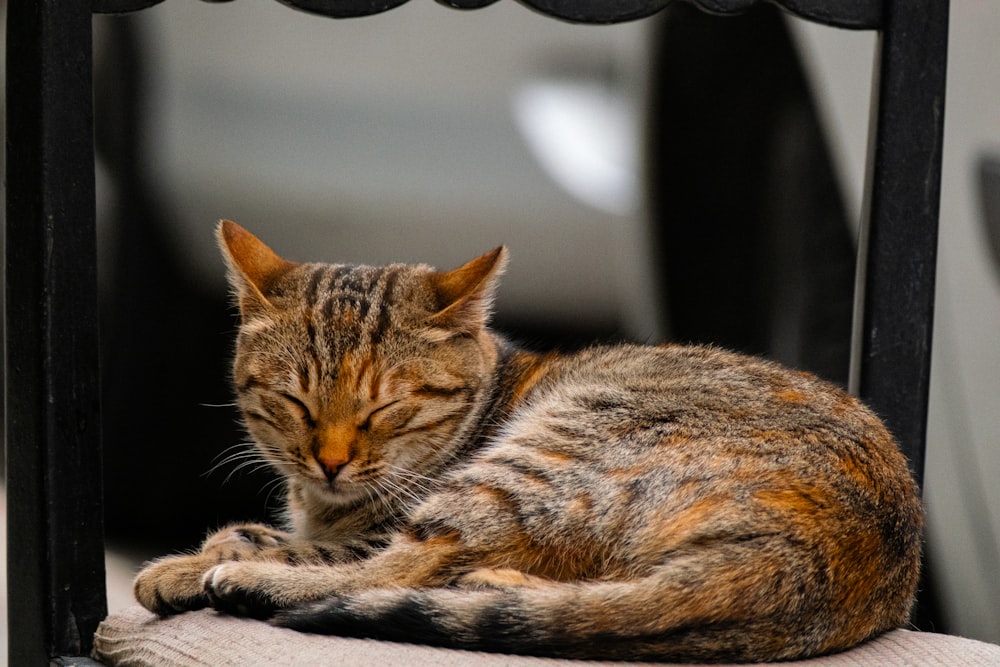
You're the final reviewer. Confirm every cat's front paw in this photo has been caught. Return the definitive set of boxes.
[133,525,287,616]
[201,523,288,560]
[133,554,213,616]
[202,561,328,619]
[200,563,277,619]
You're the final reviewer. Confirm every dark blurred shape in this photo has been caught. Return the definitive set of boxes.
[647,4,855,386]
[979,153,1000,279]
[95,15,278,552]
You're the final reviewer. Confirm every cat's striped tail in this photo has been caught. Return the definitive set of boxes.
[271,567,902,662]
[274,585,704,661]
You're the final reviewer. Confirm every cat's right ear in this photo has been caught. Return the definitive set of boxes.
[429,246,508,332]
[217,219,297,318]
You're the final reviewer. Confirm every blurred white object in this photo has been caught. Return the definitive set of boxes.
[513,80,640,216]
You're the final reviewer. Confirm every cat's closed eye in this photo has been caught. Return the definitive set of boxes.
[281,393,316,427]
[359,400,401,431]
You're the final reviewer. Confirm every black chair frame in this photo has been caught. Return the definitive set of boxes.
[4,0,949,663]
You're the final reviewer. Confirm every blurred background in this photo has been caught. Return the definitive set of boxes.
[2,0,999,656]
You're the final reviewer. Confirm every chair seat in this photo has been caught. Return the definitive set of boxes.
[93,605,1000,667]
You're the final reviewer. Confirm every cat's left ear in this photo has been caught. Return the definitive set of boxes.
[217,219,298,318]
[429,246,508,332]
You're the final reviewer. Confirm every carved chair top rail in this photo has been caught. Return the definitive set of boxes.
[93,0,883,30]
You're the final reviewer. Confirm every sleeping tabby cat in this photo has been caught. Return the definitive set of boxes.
[133,219,923,662]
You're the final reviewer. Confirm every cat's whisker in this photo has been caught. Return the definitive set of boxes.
[204,453,254,478]
[208,441,257,462]
[359,479,378,507]
[368,483,399,518]
[221,457,275,485]
[213,452,259,472]
[260,476,288,510]
[383,468,432,492]
[386,465,439,486]
[388,464,441,496]
[260,474,287,497]
[204,444,262,479]
[379,475,427,507]
[376,479,410,506]
[371,476,414,511]
[207,438,296,488]
[250,443,295,474]
[367,477,395,504]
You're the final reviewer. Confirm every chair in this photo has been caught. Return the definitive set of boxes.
[7,0,993,664]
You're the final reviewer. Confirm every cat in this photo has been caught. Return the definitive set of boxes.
[132,219,923,662]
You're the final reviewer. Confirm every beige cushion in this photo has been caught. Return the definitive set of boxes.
[93,605,1000,666]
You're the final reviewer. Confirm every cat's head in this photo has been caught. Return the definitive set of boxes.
[217,220,507,506]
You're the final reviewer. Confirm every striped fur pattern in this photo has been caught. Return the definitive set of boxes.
[133,220,923,662]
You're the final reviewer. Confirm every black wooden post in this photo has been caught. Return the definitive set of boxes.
[851,0,950,490]
[5,0,108,663]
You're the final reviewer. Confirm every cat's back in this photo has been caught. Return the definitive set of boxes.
[512,342,900,459]
[480,342,921,560]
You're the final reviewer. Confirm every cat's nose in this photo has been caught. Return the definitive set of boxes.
[317,453,348,483]
[314,424,354,483]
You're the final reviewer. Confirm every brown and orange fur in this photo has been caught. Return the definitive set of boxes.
[133,220,923,662]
